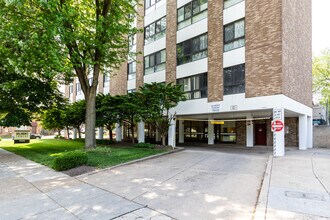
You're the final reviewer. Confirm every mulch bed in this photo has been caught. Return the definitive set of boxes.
[63,165,96,177]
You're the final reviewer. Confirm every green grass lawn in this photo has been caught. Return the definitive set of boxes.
[0,139,166,169]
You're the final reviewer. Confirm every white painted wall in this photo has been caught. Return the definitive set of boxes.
[103,85,110,95]
[144,70,166,84]
[177,0,192,8]
[172,94,313,117]
[177,18,208,43]
[223,47,245,68]
[144,37,166,56]
[176,58,208,79]
[127,79,136,91]
[223,1,245,25]
[145,1,167,21]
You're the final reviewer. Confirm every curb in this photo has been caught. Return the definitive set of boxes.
[77,147,185,178]
[254,155,273,220]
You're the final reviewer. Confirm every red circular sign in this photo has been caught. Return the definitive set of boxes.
[271,120,284,132]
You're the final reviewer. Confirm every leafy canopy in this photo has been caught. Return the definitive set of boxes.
[313,49,330,104]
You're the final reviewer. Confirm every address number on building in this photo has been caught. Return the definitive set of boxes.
[271,120,284,132]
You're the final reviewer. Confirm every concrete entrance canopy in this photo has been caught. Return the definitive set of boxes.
[171,94,313,156]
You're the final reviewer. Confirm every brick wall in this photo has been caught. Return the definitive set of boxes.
[236,121,246,145]
[98,74,104,94]
[72,78,77,102]
[282,0,312,107]
[207,0,223,102]
[64,85,70,99]
[136,2,145,90]
[245,0,283,98]
[110,62,128,95]
[166,0,177,84]
[285,117,298,147]
[314,126,330,148]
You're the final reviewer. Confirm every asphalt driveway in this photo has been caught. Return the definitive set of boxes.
[79,148,270,219]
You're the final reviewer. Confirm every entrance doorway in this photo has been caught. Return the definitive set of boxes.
[255,124,267,145]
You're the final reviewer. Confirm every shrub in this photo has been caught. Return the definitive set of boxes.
[96,139,116,145]
[134,143,155,149]
[52,151,88,171]
[87,147,112,154]
[72,138,116,145]
[0,137,2,141]
[54,135,64,139]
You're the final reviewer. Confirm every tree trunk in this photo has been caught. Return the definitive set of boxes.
[85,91,97,149]
[77,128,82,139]
[58,129,61,136]
[131,123,135,144]
[110,129,113,141]
[162,135,166,146]
[66,127,70,139]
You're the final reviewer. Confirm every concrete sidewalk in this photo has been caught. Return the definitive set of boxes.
[0,148,172,220]
[256,148,330,219]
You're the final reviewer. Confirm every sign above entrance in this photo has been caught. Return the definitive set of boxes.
[211,121,225,125]
[271,120,284,132]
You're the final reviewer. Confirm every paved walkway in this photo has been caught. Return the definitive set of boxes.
[257,148,330,219]
[78,148,269,220]
[0,147,269,220]
[0,148,170,220]
[2,146,329,220]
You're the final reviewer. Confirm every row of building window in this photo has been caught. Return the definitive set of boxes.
[128,18,245,76]
[142,0,245,46]
[70,63,244,98]
[145,0,243,10]
[176,63,245,100]
[177,0,208,30]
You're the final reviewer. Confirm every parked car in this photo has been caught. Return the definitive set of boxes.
[30,134,42,139]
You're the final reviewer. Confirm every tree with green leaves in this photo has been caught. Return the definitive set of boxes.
[65,100,86,139]
[139,83,186,146]
[118,93,142,144]
[41,104,66,136]
[313,49,330,104]
[96,94,118,141]
[0,0,140,149]
[0,55,61,127]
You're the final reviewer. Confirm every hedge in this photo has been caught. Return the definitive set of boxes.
[52,151,88,171]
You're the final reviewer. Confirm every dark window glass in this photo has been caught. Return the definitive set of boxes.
[144,16,166,44]
[224,64,245,95]
[145,0,163,10]
[224,19,245,52]
[177,0,208,30]
[224,0,244,9]
[177,33,208,65]
[144,49,166,75]
[177,73,208,100]
[128,62,136,80]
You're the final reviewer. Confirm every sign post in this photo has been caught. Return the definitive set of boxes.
[272,108,285,157]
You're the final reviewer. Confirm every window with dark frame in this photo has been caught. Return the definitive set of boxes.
[76,82,81,94]
[103,75,110,87]
[224,0,244,9]
[145,0,162,9]
[144,16,166,45]
[177,0,208,30]
[177,73,208,100]
[177,33,208,65]
[128,34,136,48]
[144,49,166,75]
[224,19,245,52]
[224,64,245,95]
[127,62,136,80]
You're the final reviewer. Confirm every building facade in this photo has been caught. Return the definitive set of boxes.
[65,0,313,155]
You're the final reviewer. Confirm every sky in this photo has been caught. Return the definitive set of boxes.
[312,0,330,56]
